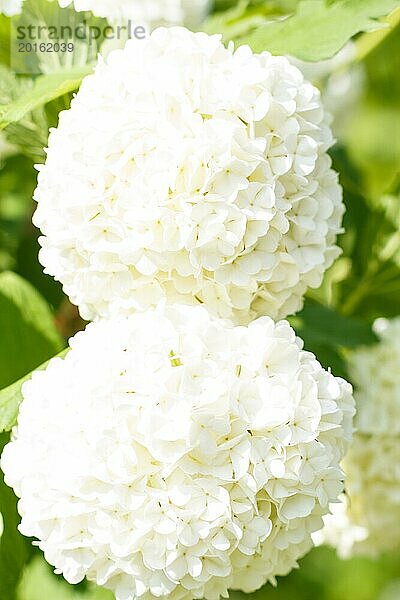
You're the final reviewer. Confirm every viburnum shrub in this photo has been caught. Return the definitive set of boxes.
[2,0,400,597]
[33,27,344,323]
[316,318,400,557]
[1,304,355,600]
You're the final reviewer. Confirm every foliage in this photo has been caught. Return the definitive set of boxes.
[237,0,400,59]
[289,299,378,378]
[0,271,63,388]
[0,65,93,130]
[0,271,62,598]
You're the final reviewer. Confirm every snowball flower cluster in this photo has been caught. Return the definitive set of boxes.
[316,318,400,557]
[34,27,344,323]
[2,305,354,600]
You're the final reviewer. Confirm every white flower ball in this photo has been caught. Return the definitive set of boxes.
[2,304,354,600]
[316,318,400,557]
[58,0,211,28]
[33,27,344,323]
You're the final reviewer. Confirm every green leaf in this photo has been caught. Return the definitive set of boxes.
[0,273,63,596]
[291,300,378,349]
[204,1,274,40]
[0,271,63,389]
[10,0,103,76]
[204,0,303,41]
[0,349,67,434]
[0,65,49,160]
[289,299,377,377]
[356,6,400,62]
[0,64,92,130]
[0,154,37,271]
[0,0,108,156]
[238,0,400,61]
[309,343,348,379]
[288,302,378,378]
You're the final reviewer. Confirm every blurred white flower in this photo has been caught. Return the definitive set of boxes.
[0,512,3,539]
[1,0,210,27]
[34,27,344,323]
[316,317,400,556]
[59,0,210,28]
[0,0,23,16]
[349,317,400,437]
[2,304,354,600]
[312,495,368,558]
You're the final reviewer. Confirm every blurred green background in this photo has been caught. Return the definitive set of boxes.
[1,1,400,599]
